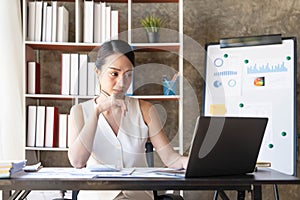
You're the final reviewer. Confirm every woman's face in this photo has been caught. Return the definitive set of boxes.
[98,54,134,96]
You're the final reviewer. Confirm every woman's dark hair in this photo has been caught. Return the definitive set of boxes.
[95,40,135,70]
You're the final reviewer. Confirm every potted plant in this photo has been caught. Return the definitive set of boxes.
[140,15,164,43]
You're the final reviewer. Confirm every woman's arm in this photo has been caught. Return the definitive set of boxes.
[68,96,128,168]
[140,100,188,169]
[67,104,99,168]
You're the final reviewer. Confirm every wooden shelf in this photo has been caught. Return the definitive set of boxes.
[120,0,178,2]
[25,42,101,52]
[59,0,178,3]
[25,94,94,100]
[132,43,180,52]
[25,147,68,151]
[130,95,180,100]
[25,41,180,52]
[25,94,180,100]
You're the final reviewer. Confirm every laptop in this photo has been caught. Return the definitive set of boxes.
[185,116,268,177]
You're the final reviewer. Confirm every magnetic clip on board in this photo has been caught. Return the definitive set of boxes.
[220,34,282,48]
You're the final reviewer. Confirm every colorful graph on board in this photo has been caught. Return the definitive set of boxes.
[247,62,288,74]
[214,71,238,76]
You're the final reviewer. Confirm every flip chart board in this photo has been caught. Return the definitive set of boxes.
[203,35,297,175]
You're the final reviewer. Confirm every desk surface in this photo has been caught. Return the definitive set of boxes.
[0,168,299,191]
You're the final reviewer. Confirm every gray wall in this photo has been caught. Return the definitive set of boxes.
[183,0,300,199]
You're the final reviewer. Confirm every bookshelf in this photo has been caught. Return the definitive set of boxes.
[22,0,184,165]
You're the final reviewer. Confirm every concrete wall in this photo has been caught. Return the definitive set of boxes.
[182,0,300,199]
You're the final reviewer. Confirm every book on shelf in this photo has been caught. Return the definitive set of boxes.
[76,0,83,42]
[105,5,111,42]
[34,1,43,42]
[67,114,71,148]
[27,1,36,41]
[87,62,96,96]
[100,2,106,42]
[57,6,69,42]
[42,2,48,42]
[27,61,40,94]
[70,53,79,95]
[45,106,59,147]
[59,114,68,148]
[94,2,102,43]
[111,10,119,39]
[45,5,52,42]
[79,54,88,95]
[61,53,71,95]
[51,1,58,42]
[27,106,37,147]
[0,160,26,178]
[83,0,94,43]
[36,106,46,147]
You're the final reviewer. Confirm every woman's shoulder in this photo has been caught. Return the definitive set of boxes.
[138,99,152,110]
[70,103,83,116]
[70,99,94,115]
[138,99,154,122]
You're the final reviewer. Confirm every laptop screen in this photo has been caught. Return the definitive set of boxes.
[185,116,268,177]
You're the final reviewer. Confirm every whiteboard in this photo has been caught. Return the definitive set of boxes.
[203,36,297,175]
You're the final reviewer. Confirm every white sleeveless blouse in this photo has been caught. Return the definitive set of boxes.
[78,97,153,200]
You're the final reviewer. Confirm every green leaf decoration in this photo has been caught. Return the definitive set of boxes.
[140,15,164,32]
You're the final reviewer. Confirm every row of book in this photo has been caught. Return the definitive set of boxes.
[27,1,69,42]
[0,160,26,178]
[27,106,71,148]
[83,1,119,43]
[27,57,97,96]
[61,54,97,96]
[27,0,119,43]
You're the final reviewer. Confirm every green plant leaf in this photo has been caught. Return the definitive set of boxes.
[140,15,164,32]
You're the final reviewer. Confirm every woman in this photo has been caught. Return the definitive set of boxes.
[68,40,187,200]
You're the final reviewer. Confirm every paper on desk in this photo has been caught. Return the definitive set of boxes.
[12,167,184,179]
[12,167,134,179]
[23,162,42,172]
[13,167,96,178]
[121,167,185,178]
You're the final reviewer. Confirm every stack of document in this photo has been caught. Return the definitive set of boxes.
[0,160,26,178]
[88,167,185,178]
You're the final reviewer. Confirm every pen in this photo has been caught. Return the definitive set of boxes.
[154,171,184,178]
[129,168,136,175]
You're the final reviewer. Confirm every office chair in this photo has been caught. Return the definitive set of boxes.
[52,191,72,200]
[69,142,184,200]
[145,142,184,200]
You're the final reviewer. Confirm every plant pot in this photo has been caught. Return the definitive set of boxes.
[146,31,159,43]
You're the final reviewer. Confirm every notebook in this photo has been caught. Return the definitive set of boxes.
[185,116,268,177]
